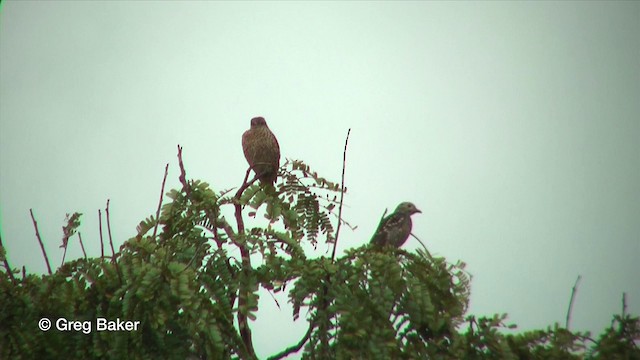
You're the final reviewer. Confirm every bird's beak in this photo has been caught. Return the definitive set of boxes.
[414,208,422,214]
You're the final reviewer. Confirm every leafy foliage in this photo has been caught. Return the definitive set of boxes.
[0,159,637,359]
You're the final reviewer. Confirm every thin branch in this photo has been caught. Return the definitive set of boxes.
[22,266,26,280]
[0,233,17,284]
[235,168,257,201]
[180,242,206,273]
[331,129,350,262]
[105,200,123,283]
[30,209,52,275]
[410,233,433,260]
[98,209,104,258]
[328,210,357,231]
[622,292,627,317]
[77,232,87,259]
[267,322,314,360]
[152,163,170,239]
[106,200,115,258]
[60,242,68,266]
[565,275,582,329]
[266,289,281,310]
[313,130,351,354]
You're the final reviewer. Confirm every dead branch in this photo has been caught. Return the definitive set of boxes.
[98,209,104,258]
[152,163,169,239]
[29,209,52,275]
[78,232,87,259]
[105,200,122,283]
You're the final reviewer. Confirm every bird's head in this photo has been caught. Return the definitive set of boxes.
[250,116,268,127]
[396,202,421,215]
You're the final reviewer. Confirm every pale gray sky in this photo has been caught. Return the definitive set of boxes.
[1,1,638,358]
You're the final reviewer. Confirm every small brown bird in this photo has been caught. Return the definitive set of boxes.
[242,116,280,186]
[370,202,421,248]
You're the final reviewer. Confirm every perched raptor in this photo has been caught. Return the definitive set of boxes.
[242,116,280,186]
[370,202,421,248]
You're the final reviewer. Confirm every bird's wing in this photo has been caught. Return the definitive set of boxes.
[371,211,405,246]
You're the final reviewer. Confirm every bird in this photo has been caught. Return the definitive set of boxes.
[242,116,281,186]
[370,202,421,248]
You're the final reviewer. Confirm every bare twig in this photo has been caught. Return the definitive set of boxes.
[77,232,87,259]
[0,233,17,284]
[331,129,350,262]
[98,209,104,258]
[267,322,314,360]
[22,266,26,280]
[565,275,582,329]
[60,242,68,266]
[106,200,116,258]
[29,209,52,275]
[105,200,123,283]
[152,163,169,239]
[622,292,627,317]
[266,289,281,310]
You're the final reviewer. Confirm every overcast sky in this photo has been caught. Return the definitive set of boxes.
[1,1,638,358]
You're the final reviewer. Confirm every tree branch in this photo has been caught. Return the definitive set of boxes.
[153,163,169,239]
[233,168,260,360]
[105,199,122,283]
[77,232,87,259]
[60,241,68,266]
[331,128,350,262]
[565,275,582,329]
[267,322,314,360]
[29,209,52,275]
[98,209,104,258]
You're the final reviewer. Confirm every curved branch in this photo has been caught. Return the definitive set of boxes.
[565,275,582,329]
[331,128,351,262]
[267,322,314,360]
